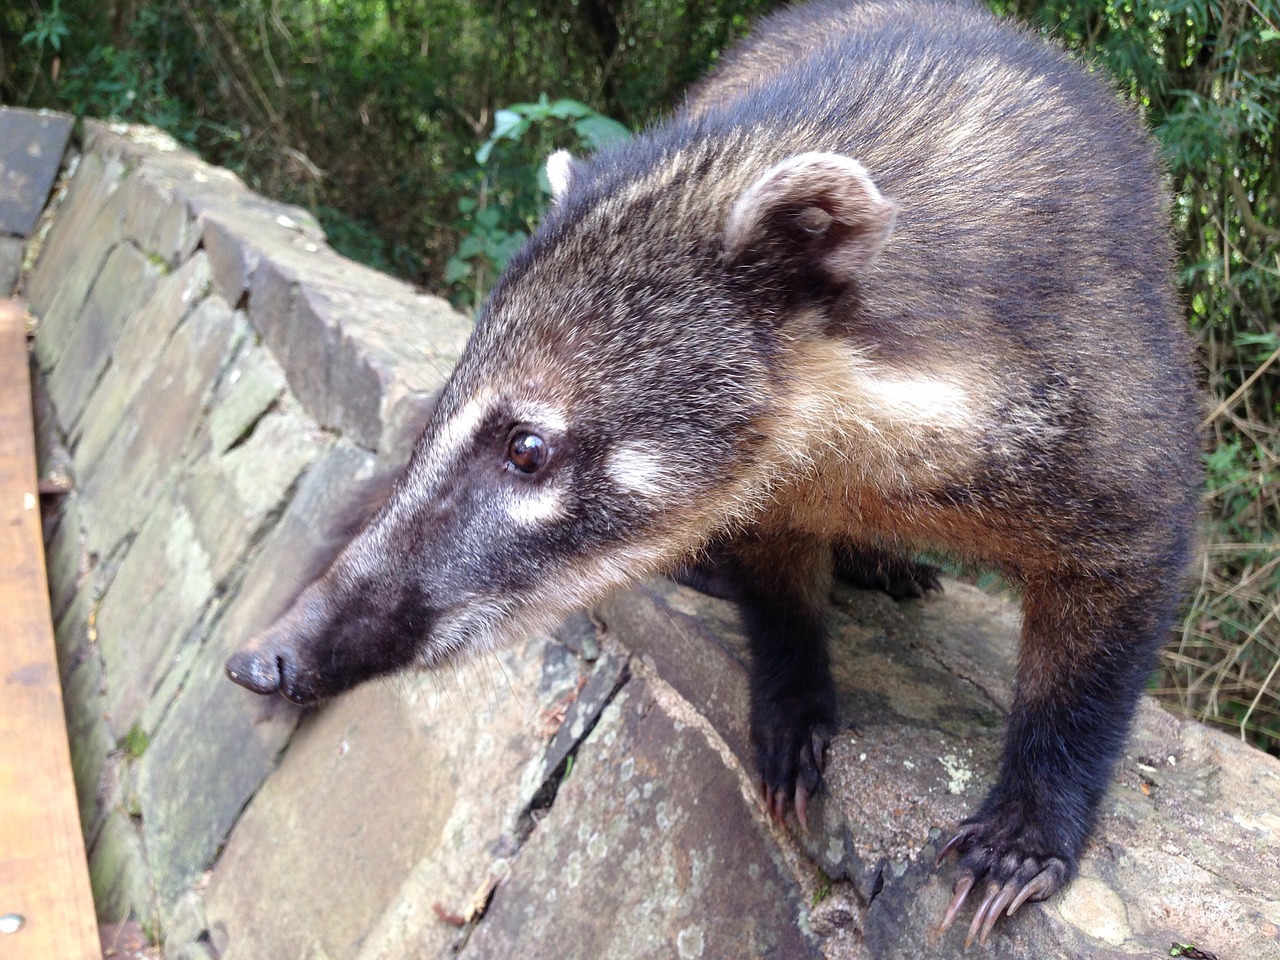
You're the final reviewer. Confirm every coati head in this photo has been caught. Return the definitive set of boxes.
[226,140,897,703]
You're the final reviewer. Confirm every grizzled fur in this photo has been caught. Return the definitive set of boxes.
[228,0,1200,942]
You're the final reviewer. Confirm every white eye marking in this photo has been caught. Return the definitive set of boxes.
[510,401,568,434]
[423,396,492,478]
[504,485,565,526]
[607,443,673,500]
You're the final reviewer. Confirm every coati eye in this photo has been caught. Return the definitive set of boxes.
[506,431,547,473]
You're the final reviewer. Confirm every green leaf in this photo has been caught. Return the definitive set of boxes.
[491,109,524,141]
[548,98,593,119]
[487,231,528,269]
[574,114,630,151]
[478,109,530,163]
[1235,332,1280,350]
[444,257,472,284]
[456,234,486,260]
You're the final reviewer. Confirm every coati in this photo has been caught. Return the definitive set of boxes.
[226,0,1201,945]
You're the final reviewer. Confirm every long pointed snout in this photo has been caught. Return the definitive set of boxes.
[225,630,324,703]
[225,587,336,703]
[225,643,288,697]
[226,566,436,704]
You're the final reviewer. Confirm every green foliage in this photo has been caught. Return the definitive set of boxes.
[59,42,182,129]
[317,205,426,279]
[20,0,69,55]
[445,95,629,308]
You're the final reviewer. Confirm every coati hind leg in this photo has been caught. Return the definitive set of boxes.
[670,537,744,602]
[938,573,1178,945]
[834,543,943,601]
[724,530,839,831]
[679,540,942,604]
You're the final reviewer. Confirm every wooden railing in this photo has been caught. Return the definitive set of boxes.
[0,298,100,960]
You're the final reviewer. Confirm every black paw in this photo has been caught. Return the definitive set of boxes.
[755,719,832,831]
[670,540,743,601]
[834,546,943,601]
[936,815,1072,947]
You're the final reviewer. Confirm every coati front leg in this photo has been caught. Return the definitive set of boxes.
[939,573,1178,946]
[726,531,838,830]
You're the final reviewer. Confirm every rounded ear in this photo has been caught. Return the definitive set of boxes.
[723,152,897,282]
[545,149,579,203]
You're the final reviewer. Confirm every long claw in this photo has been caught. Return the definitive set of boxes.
[940,874,975,932]
[978,883,1019,945]
[771,787,788,825]
[936,827,971,867]
[811,731,826,770]
[965,883,1000,949]
[795,782,810,832]
[1008,869,1056,917]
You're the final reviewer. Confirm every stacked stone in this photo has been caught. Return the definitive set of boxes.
[27,120,471,945]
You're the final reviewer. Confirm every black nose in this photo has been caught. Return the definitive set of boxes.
[226,647,286,696]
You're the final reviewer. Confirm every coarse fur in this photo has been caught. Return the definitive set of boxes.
[227,0,1201,944]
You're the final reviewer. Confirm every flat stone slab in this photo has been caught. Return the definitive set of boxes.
[0,107,73,236]
[460,677,825,960]
[600,579,1280,959]
[199,631,589,960]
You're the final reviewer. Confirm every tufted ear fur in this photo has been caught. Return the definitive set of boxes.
[723,152,897,283]
[545,149,579,203]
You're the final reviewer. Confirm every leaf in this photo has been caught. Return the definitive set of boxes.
[455,234,486,260]
[444,257,472,284]
[491,109,525,141]
[487,231,528,270]
[573,114,630,151]
[548,98,592,119]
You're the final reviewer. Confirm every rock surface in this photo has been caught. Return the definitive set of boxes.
[20,118,1280,960]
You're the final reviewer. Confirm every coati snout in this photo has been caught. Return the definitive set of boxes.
[227,0,1201,946]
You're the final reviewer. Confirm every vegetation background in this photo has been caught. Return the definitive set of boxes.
[2,0,1276,754]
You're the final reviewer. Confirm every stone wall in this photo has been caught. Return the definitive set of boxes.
[23,121,1280,960]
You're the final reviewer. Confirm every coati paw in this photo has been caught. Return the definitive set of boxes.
[756,723,831,832]
[833,548,943,602]
[936,819,1071,947]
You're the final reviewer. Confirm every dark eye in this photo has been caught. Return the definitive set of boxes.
[507,431,547,474]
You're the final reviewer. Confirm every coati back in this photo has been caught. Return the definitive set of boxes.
[227,0,1201,945]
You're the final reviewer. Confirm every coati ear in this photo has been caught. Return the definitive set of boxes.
[723,152,897,281]
[545,149,579,203]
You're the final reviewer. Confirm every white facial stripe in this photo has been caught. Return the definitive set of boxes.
[510,401,567,433]
[607,443,673,499]
[504,485,566,526]
[420,396,493,484]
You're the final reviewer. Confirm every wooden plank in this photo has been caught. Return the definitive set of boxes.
[0,298,100,959]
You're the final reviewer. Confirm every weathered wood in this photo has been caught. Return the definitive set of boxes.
[0,298,100,959]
